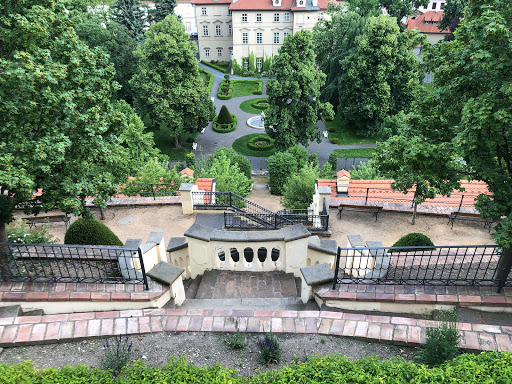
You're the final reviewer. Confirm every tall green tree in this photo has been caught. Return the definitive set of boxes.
[0,0,123,267]
[76,17,138,103]
[313,5,366,108]
[265,30,334,151]
[438,0,468,40]
[130,15,215,148]
[110,0,146,42]
[347,0,428,22]
[154,0,177,23]
[338,15,423,135]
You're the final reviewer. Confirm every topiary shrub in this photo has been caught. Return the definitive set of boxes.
[390,233,435,252]
[217,105,234,124]
[330,137,340,144]
[64,218,123,246]
[213,114,237,133]
[247,134,274,151]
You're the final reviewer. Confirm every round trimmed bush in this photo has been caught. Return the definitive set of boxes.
[64,218,123,246]
[391,233,435,252]
[247,134,274,151]
[330,137,340,144]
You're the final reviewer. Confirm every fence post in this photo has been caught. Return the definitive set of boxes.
[333,247,341,290]
[458,195,464,212]
[230,192,232,208]
[496,247,512,293]
[151,184,156,200]
[365,188,369,205]
[138,247,149,291]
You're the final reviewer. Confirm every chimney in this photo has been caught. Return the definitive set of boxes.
[312,0,318,6]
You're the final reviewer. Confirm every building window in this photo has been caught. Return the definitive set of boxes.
[217,49,222,57]
[205,49,210,57]
[273,32,279,44]
[299,0,304,4]
[228,9,232,15]
[186,22,191,31]
[257,58,262,69]
[243,59,249,69]
[228,24,232,36]
[256,13,262,22]
[432,2,437,9]
[203,25,209,36]
[274,13,280,22]
[242,32,248,44]
[283,32,289,40]
[242,13,247,22]
[201,7,206,16]
[256,32,262,44]
[284,12,290,22]
[216,24,221,36]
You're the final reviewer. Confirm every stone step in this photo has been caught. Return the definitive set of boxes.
[182,297,318,310]
[0,305,22,318]
[195,270,219,299]
[184,275,202,299]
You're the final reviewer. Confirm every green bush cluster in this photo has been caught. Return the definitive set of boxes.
[267,146,311,195]
[257,332,282,365]
[2,352,512,382]
[250,100,269,110]
[247,134,274,151]
[64,218,123,246]
[217,105,234,124]
[213,115,237,133]
[391,232,435,252]
[7,221,56,244]
[200,60,229,73]
[217,80,233,100]
[253,81,263,95]
[199,68,214,94]
[330,137,340,144]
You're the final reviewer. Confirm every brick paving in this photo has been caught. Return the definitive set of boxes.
[197,271,298,299]
[314,283,512,307]
[1,308,510,352]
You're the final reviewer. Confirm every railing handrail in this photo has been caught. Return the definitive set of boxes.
[0,242,138,252]
[337,244,499,251]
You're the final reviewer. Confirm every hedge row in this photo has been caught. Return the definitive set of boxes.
[199,68,214,94]
[2,352,511,383]
[217,80,233,100]
[213,114,238,133]
[200,60,228,73]
[247,134,274,151]
[251,100,269,110]
[254,81,263,95]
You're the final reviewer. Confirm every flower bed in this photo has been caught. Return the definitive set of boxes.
[247,134,274,151]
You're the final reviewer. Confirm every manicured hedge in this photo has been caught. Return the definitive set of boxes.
[64,218,123,246]
[200,60,228,73]
[199,68,214,94]
[250,100,269,110]
[2,352,512,383]
[213,114,237,133]
[391,232,435,252]
[217,80,233,100]
[247,134,274,151]
[253,81,263,95]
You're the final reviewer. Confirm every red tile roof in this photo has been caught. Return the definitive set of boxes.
[192,0,231,4]
[180,167,195,177]
[229,0,336,11]
[337,169,350,178]
[291,0,337,11]
[195,178,214,193]
[407,10,450,34]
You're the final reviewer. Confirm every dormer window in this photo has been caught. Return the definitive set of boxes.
[274,0,281,6]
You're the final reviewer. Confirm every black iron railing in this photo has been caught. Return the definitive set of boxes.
[118,183,180,200]
[0,243,148,289]
[333,244,512,293]
[193,191,329,231]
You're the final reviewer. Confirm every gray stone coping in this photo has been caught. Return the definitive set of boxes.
[141,242,157,254]
[300,263,335,286]
[167,237,188,252]
[317,186,332,195]
[147,232,164,245]
[147,261,184,286]
[185,223,311,243]
[179,183,195,191]
[347,234,365,247]
[308,238,338,255]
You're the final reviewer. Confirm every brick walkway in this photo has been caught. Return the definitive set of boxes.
[1,308,511,352]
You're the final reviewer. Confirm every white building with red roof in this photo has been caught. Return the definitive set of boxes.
[192,0,337,65]
[407,10,450,45]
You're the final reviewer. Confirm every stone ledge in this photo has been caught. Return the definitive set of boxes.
[0,308,508,352]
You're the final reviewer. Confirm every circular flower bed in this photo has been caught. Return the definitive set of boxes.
[247,134,274,151]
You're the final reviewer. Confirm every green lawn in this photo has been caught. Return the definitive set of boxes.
[239,98,268,114]
[232,133,276,157]
[231,80,262,98]
[325,115,380,145]
[330,148,376,159]
[143,116,194,161]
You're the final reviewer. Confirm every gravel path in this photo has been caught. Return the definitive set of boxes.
[0,332,415,376]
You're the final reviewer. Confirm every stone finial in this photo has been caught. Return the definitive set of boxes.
[337,169,351,193]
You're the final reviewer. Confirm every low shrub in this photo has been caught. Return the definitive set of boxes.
[213,114,237,133]
[391,232,435,252]
[223,331,245,350]
[199,68,214,94]
[330,137,340,144]
[258,332,282,365]
[101,335,133,376]
[326,124,336,133]
[253,81,263,95]
[217,105,234,124]
[217,79,233,100]
[64,218,123,246]
[7,220,56,244]
[415,310,460,366]
[250,100,269,110]
[200,60,228,73]
[247,134,274,151]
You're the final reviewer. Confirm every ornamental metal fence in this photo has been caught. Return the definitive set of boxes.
[333,244,512,293]
[0,243,148,289]
[118,183,180,200]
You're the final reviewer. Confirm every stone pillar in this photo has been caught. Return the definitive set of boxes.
[317,185,332,212]
[179,183,195,215]
[147,232,167,263]
[337,170,351,194]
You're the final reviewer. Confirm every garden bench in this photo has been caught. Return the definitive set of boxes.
[323,131,328,138]
[192,142,198,150]
[22,214,70,229]
[338,204,382,222]
[448,211,493,232]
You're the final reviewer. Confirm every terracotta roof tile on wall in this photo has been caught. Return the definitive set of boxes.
[407,10,450,34]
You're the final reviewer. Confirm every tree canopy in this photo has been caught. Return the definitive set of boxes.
[347,0,428,23]
[110,0,146,42]
[438,0,468,39]
[154,0,177,23]
[0,0,123,249]
[338,15,424,135]
[265,30,333,151]
[130,15,215,148]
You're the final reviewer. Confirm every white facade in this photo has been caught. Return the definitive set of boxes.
[176,0,198,34]
[418,1,446,12]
